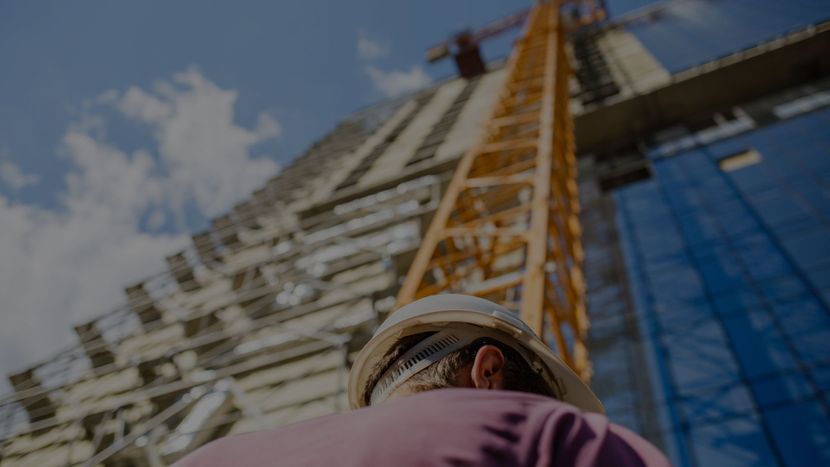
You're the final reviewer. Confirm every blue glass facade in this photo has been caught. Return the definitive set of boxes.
[621,0,830,73]
[614,109,830,466]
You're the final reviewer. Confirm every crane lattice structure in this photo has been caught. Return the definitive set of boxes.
[397,1,590,379]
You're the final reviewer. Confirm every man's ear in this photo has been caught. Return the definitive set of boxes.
[470,345,505,390]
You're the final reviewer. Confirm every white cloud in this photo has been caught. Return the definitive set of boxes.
[366,65,432,98]
[116,67,281,217]
[0,143,187,379]
[0,68,281,377]
[0,160,39,191]
[357,32,389,61]
[118,86,172,123]
[357,31,432,98]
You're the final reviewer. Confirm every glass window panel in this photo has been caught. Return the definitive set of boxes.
[751,372,813,407]
[712,201,761,238]
[747,188,814,227]
[713,289,764,317]
[795,181,830,220]
[812,366,830,393]
[664,187,704,214]
[624,195,673,219]
[668,321,741,391]
[689,415,778,467]
[771,296,830,364]
[799,145,830,172]
[677,212,722,246]
[766,213,824,238]
[647,262,705,301]
[804,266,830,291]
[723,309,800,378]
[727,163,779,194]
[763,400,830,466]
[760,277,810,306]
[732,234,794,281]
[680,383,756,424]
[652,292,709,315]
[656,301,714,333]
[779,228,830,271]
[635,231,686,263]
[694,250,750,294]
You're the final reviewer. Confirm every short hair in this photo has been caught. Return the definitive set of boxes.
[361,331,558,406]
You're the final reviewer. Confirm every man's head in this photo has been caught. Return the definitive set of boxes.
[360,332,559,406]
[347,294,604,412]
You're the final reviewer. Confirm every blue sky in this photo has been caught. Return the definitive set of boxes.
[0,0,661,383]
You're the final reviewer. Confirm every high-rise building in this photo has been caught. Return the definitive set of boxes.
[1,1,829,466]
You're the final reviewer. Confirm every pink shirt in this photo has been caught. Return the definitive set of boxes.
[177,388,670,466]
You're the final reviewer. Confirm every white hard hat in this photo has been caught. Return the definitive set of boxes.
[348,294,603,413]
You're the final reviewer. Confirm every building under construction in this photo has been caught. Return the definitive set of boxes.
[2,0,830,466]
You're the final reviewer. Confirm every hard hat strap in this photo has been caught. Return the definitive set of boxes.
[370,329,476,405]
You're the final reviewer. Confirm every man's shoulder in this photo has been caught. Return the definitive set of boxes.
[175,389,670,467]
[174,389,558,465]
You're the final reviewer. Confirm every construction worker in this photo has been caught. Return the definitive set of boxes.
[177,294,669,466]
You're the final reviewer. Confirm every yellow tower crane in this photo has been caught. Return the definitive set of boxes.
[396,1,592,380]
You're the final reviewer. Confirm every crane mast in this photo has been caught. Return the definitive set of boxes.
[396,1,590,379]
